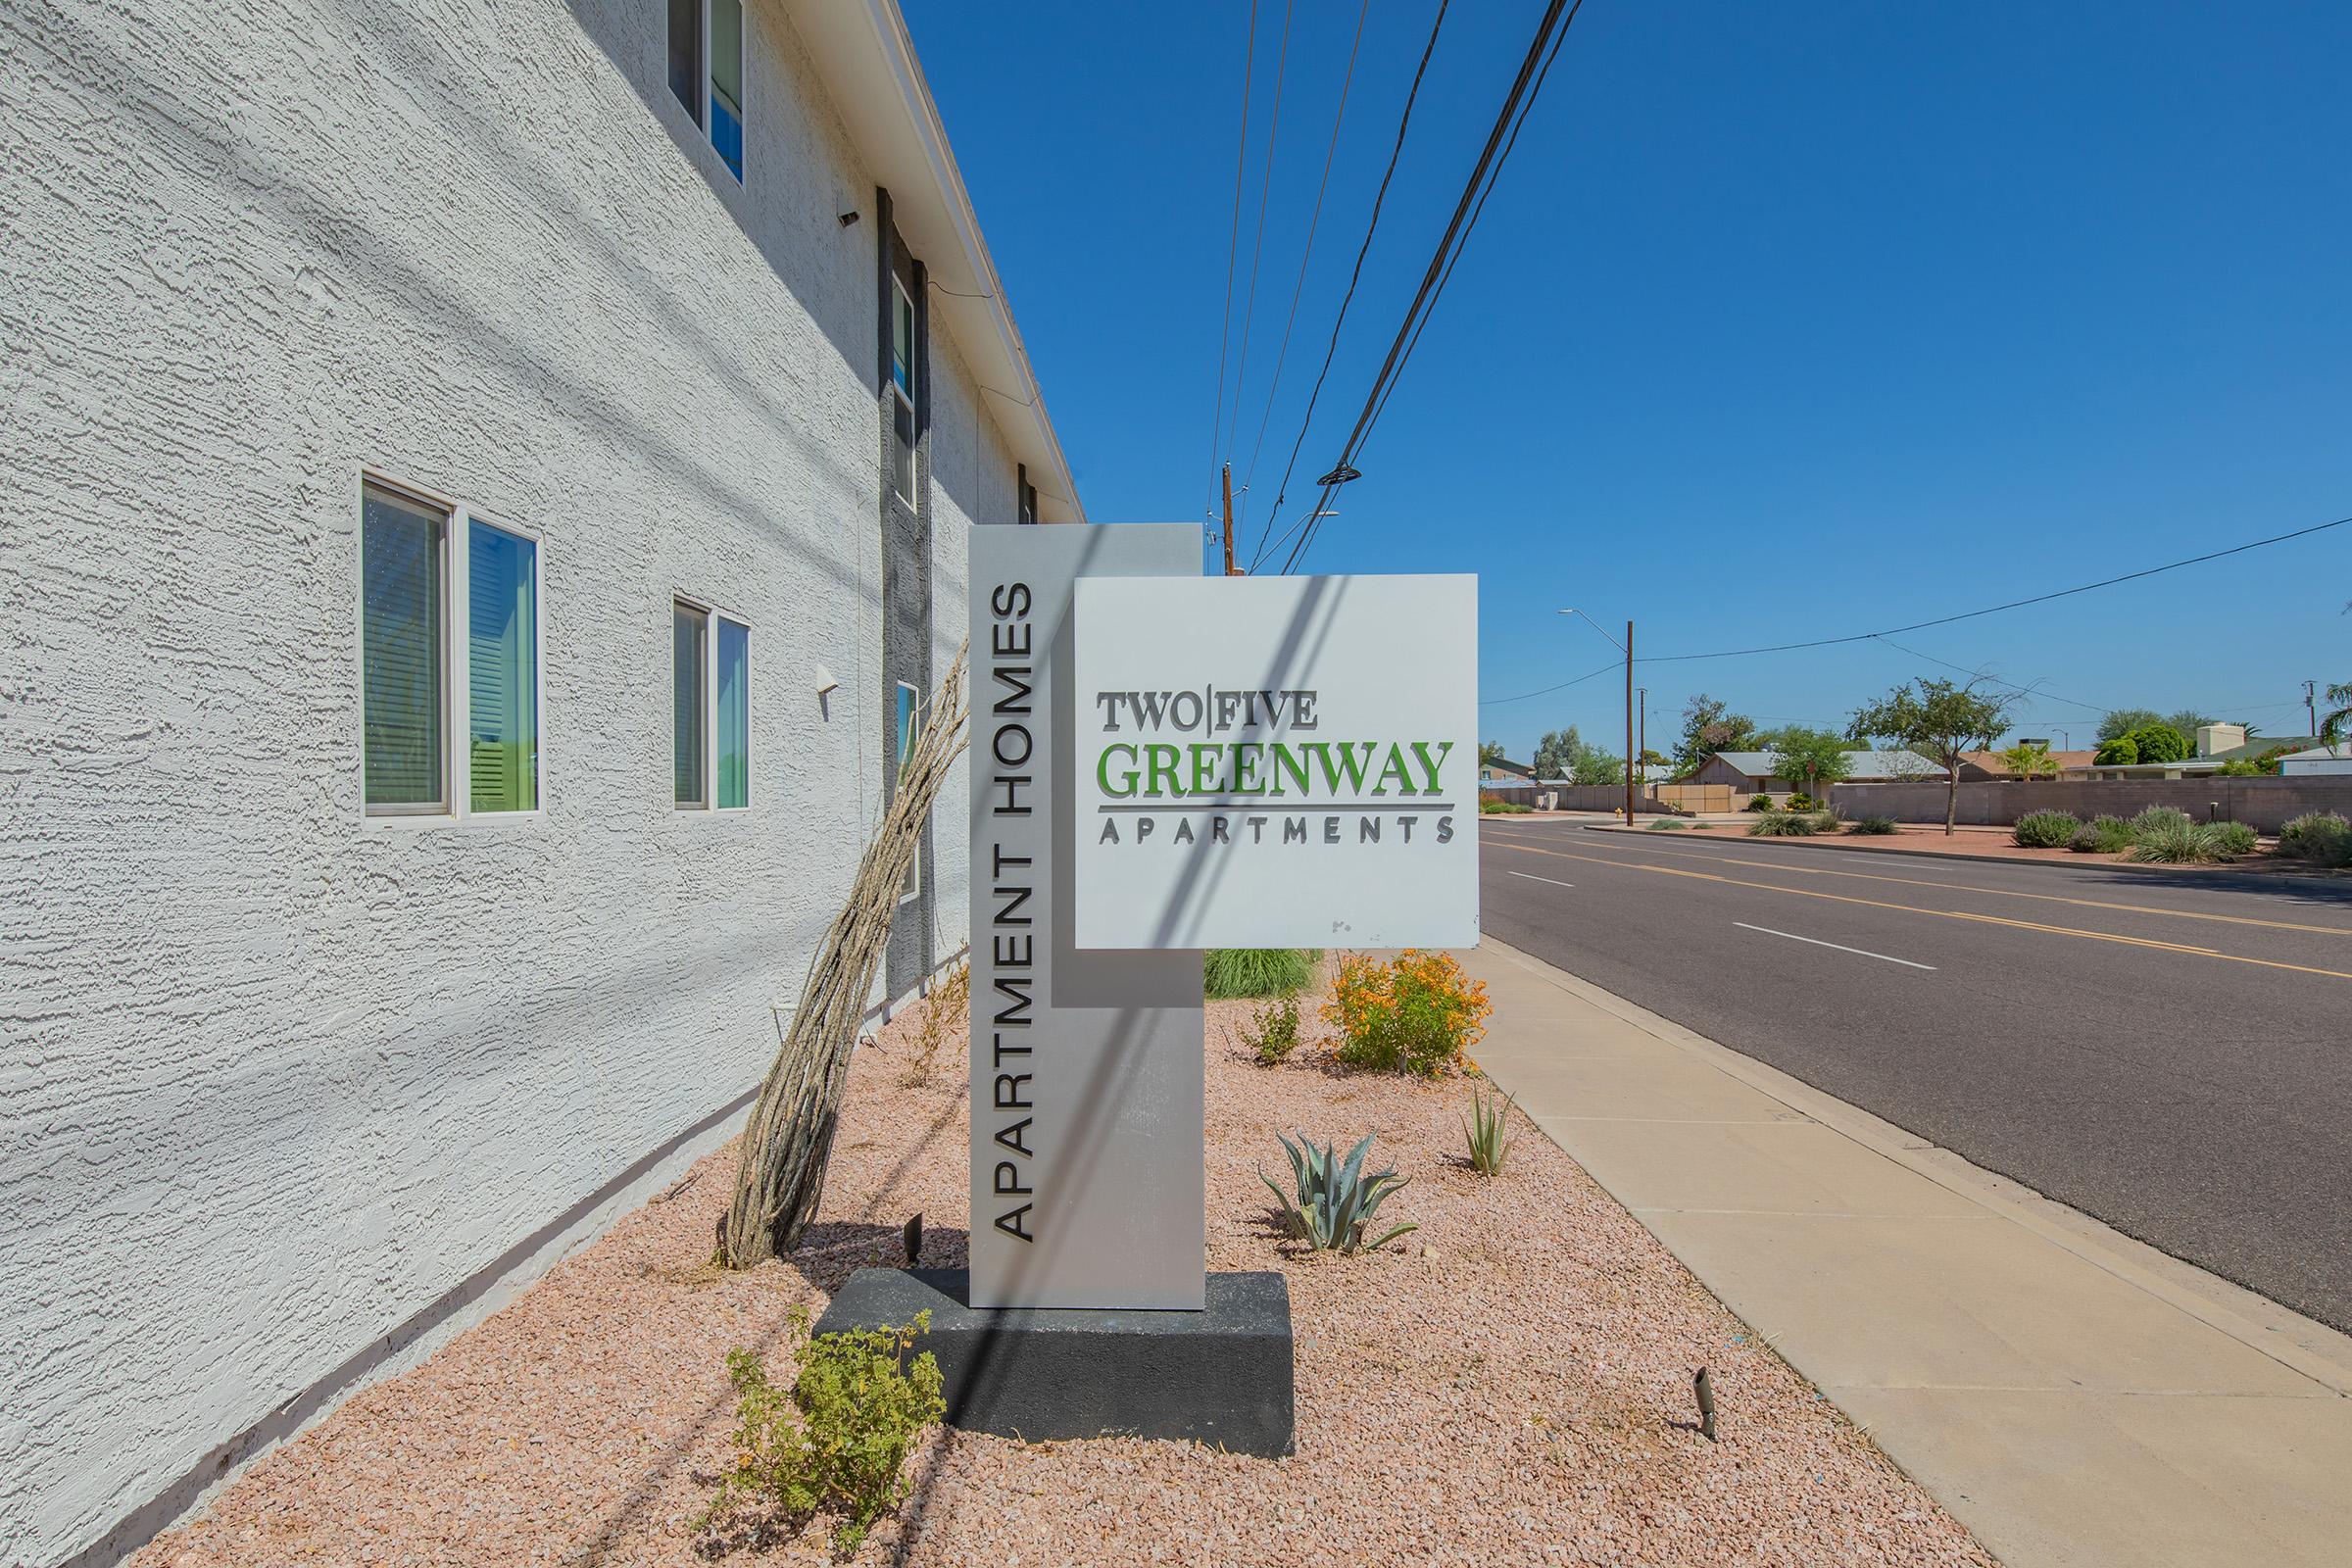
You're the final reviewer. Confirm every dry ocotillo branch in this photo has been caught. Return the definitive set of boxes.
[716,642,970,1269]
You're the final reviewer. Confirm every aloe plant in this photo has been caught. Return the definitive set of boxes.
[1463,1083,1517,1176]
[1259,1132,1417,1254]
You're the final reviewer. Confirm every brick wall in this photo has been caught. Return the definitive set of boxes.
[1831,777,2352,832]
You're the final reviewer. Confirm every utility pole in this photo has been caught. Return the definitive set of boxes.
[1220,464,1237,576]
[2306,679,2318,736]
[1624,619,1636,826]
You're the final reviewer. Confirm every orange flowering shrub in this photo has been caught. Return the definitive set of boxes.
[1322,950,1492,1077]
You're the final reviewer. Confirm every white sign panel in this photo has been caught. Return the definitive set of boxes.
[1072,574,1479,950]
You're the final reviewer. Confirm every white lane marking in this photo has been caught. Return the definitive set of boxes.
[1733,921,1936,970]
[1507,870,1577,890]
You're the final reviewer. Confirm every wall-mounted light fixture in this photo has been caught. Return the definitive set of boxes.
[838,210,860,227]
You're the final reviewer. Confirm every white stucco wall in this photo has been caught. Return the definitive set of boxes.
[0,1,1018,1560]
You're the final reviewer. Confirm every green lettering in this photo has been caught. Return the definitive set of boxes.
[1373,743,1415,797]
[1144,744,1182,798]
[1098,743,1139,798]
[1410,740,1455,793]
[1310,740,1374,795]
[1189,743,1222,796]
[1270,743,1312,798]
[1230,742,1264,795]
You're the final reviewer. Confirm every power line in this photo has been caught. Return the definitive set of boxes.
[1204,0,1261,522]
[1220,0,1298,466]
[1249,0,1451,572]
[1866,635,2119,717]
[1236,0,1371,527]
[1480,658,1621,707]
[1637,512,2352,663]
[1280,0,1588,575]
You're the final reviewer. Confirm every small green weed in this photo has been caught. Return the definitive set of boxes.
[1463,1084,1517,1176]
[1241,995,1302,1066]
[706,1308,946,1556]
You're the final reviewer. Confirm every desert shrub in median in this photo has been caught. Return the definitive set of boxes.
[707,1308,946,1555]
[1204,948,1319,999]
[2278,810,2352,867]
[2071,814,2133,854]
[2128,806,2194,840]
[1846,815,1899,835]
[1645,818,1689,830]
[2208,821,2258,856]
[1804,809,1840,832]
[1747,810,1818,837]
[1325,950,1491,1076]
[2126,818,2231,864]
[1480,797,1534,814]
[2012,810,2080,849]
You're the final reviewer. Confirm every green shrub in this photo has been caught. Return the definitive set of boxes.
[2128,806,2194,841]
[1260,1131,1417,1254]
[1786,793,1816,811]
[2126,819,2230,864]
[1846,815,1899,835]
[1204,948,1318,999]
[2012,810,2080,849]
[2093,735,2139,765]
[2125,724,2191,764]
[1743,794,1776,812]
[1747,810,1818,837]
[707,1309,946,1555]
[1645,817,1689,830]
[2278,811,2352,867]
[2207,820,2258,855]
[1463,1084,1517,1177]
[1325,951,1492,1076]
[1480,797,1534,814]
[2070,814,2133,854]
[1241,996,1302,1066]
[1805,809,1839,832]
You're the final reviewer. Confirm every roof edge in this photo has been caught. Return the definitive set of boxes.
[782,0,1084,522]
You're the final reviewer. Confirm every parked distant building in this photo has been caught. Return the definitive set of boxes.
[1953,750,2097,782]
[2081,724,2328,780]
[1688,749,1945,796]
[1481,756,1537,784]
[2277,744,2352,776]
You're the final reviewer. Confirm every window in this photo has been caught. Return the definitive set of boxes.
[895,680,922,899]
[1017,474,1038,527]
[466,522,539,813]
[667,0,744,180]
[890,276,917,502]
[362,478,540,818]
[363,484,446,811]
[675,599,751,809]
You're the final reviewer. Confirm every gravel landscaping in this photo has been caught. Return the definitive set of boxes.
[130,967,1995,1567]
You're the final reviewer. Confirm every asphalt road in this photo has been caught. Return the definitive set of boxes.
[1479,818,2352,1333]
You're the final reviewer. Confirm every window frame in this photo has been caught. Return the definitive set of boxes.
[889,275,918,505]
[357,469,547,829]
[673,593,753,814]
[668,0,745,182]
[894,679,922,901]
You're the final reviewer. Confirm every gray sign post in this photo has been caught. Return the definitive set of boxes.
[964,523,1204,1309]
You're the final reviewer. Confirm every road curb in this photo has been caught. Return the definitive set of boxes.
[1471,933,2352,1396]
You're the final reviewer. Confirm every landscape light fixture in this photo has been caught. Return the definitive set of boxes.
[1314,462,1360,488]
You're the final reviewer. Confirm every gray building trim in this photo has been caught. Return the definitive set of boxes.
[876,186,934,999]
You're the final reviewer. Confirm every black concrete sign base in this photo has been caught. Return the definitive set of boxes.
[814,1268,1294,1456]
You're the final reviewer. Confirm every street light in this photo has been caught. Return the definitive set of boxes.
[1556,610,1637,825]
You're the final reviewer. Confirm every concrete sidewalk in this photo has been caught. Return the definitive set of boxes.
[1464,936,2352,1568]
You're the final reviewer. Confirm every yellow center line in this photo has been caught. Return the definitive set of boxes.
[1490,839,2352,983]
[1481,823,2352,939]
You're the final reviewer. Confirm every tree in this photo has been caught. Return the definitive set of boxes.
[1766,726,1854,802]
[1998,742,2060,780]
[1531,727,1583,779]
[1478,741,1508,769]
[2093,734,2138,766]
[1850,677,2016,835]
[2321,682,2352,748]
[2126,723,2190,763]
[2164,710,2217,744]
[1672,693,1758,775]
[2096,708,2163,744]
[1570,749,1624,786]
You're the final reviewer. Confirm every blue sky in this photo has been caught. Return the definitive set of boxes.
[903,0,2352,760]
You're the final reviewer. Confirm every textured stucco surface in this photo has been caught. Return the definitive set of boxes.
[0,1,1009,1560]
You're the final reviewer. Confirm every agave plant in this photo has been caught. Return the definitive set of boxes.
[1259,1132,1417,1254]
[1463,1083,1517,1176]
